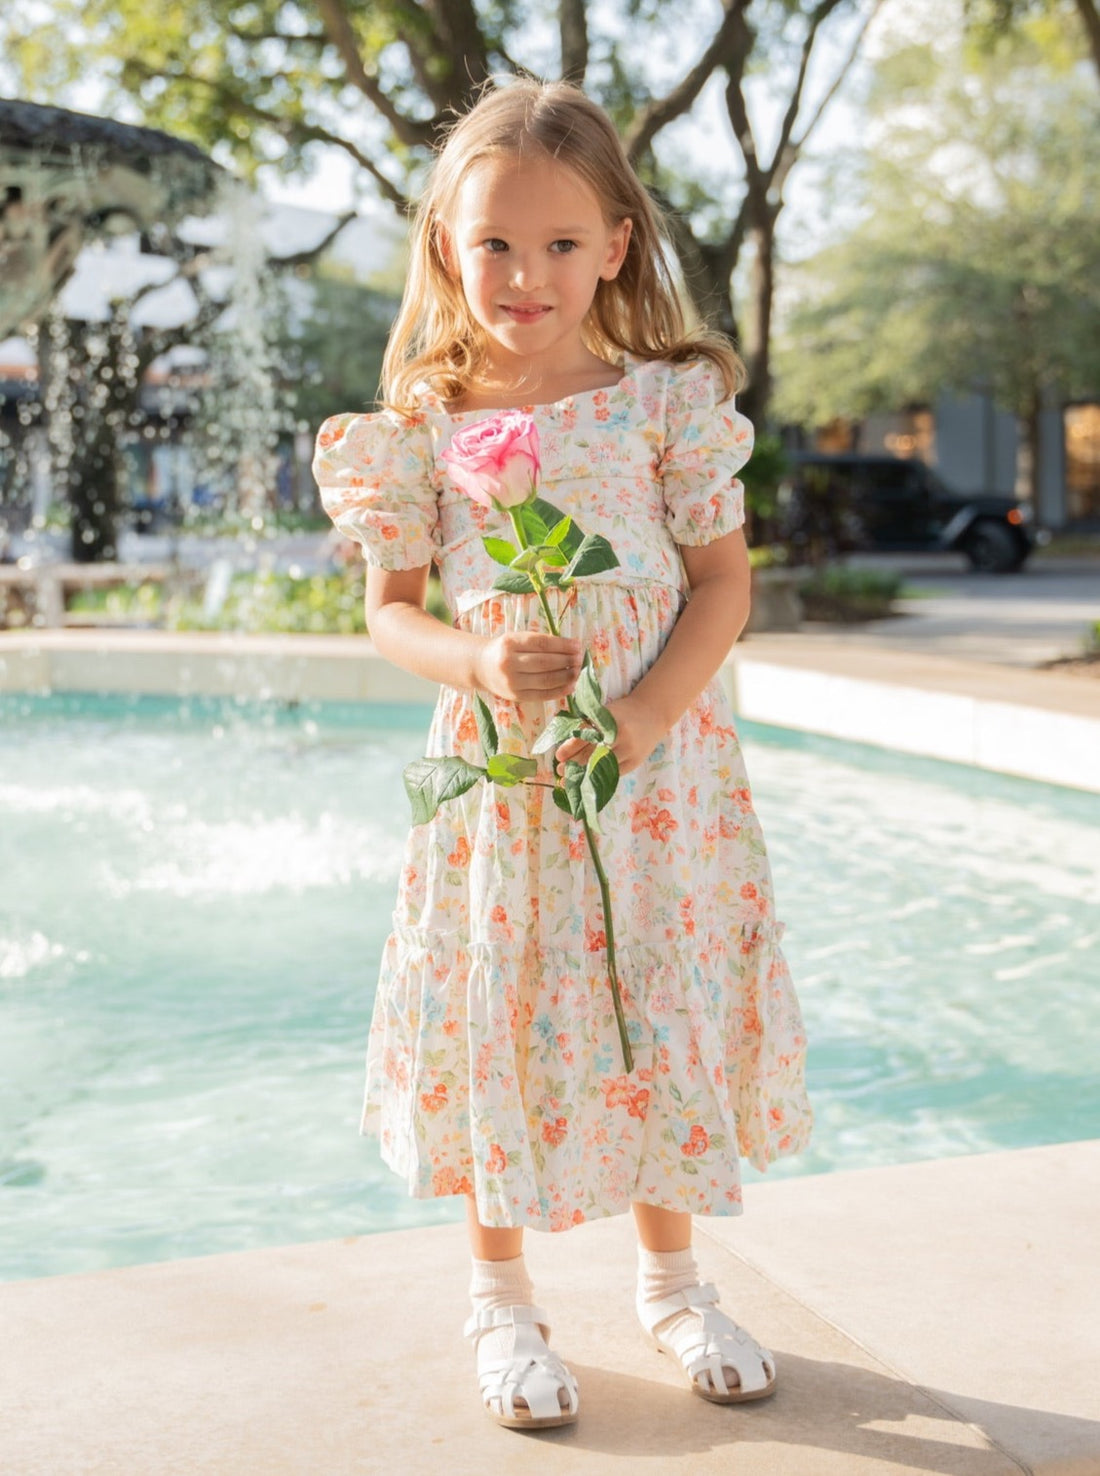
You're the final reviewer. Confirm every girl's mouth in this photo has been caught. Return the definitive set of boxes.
[502,305,551,322]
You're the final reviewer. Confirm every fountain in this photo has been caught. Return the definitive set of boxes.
[0,99,220,340]
[0,99,222,570]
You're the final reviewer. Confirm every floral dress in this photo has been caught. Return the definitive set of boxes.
[313,355,812,1232]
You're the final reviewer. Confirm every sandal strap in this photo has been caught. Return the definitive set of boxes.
[637,1280,720,1333]
[639,1282,775,1397]
[463,1302,550,1340]
[464,1304,578,1422]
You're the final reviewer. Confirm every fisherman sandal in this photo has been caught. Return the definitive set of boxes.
[637,1281,777,1404]
[463,1303,580,1430]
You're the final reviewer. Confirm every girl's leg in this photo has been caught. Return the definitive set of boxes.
[464,1196,578,1426]
[632,1202,775,1402]
[632,1202,692,1252]
[466,1195,523,1260]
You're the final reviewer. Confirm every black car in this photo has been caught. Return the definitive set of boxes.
[779,453,1039,573]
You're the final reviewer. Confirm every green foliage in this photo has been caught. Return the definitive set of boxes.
[276,271,399,432]
[775,35,1100,430]
[175,570,368,634]
[739,433,789,524]
[798,566,902,622]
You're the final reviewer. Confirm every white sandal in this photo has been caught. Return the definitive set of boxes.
[464,1304,580,1430]
[638,1282,777,1404]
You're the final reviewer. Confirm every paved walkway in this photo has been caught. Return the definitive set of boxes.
[3,1141,1098,1475]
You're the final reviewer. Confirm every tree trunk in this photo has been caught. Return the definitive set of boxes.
[1073,0,1100,81]
[740,209,777,428]
[1021,389,1042,506]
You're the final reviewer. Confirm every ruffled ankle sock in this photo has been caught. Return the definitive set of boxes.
[469,1254,535,1364]
[637,1244,701,1342]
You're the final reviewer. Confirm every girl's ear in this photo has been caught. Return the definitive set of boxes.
[600,217,633,281]
[435,221,459,278]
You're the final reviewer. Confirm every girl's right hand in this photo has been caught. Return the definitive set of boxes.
[475,632,583,703]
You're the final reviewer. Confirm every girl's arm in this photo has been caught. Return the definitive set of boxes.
[555,528,751,775]
[366,564,583,703]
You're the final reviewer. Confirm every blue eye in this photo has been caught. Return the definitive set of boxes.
[484,238,508,253]
[550,240,578,254]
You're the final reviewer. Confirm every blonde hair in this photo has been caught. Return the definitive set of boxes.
[382,79,744,411]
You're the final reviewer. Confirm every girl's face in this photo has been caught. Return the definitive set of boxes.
[442,152,632,381]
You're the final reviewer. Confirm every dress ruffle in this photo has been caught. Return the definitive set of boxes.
[364,919,809,1232]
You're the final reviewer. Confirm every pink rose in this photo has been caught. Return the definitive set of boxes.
[440,411,540,509]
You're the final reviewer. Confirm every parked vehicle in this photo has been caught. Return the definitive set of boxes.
[778,453,1040,572]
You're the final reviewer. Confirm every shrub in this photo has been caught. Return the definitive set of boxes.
[798,566,902,623]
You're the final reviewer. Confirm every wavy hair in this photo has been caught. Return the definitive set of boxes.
[382,78,744,411]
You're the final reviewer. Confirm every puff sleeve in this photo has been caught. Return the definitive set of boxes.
[312,411,440,570]
[660,360,754,545]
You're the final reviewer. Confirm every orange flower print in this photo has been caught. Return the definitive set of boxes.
[740,882,758,901]
[681,1124,709,1157]
[455,708,479,744]
[679,897,696,937]
[603,1076,633,1108]
[491,904,514,941]
[420,1083,448,1113]
[584,922,606,952]
[495,799,511,831]
[486,1143,507,1175]
[627,1088,650,1121]
[542,1116,569,1147]
[768,1106,785,1128]
[379,522,401,541]
[316,420,345,450]
[432,1166,473,1196]
[629,798,678,843]
[447,836,471,869]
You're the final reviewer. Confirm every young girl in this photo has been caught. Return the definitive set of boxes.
[314,79,811,1431]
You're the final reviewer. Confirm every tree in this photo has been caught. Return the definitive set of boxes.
[2,0,885,425]
[964,0,1100,80]
[773,34,1100,497]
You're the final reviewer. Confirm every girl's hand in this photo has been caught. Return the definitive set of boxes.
[475,632,583,703]
[555,692,668,777]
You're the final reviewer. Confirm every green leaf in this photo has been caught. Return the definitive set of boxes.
[546,516,574,548]
[552,785,576,817]
[516,501,550,545]
[532,710,581,755]
[563,533,620,581]
[512,543,550,571]
[559,759,586,819]
[492,568,536,594]
[483,536,517,567]
[527,498,583,557]
[403,757,486,826]
[486,752,539,787]
[473,694,498,758]
[584,749,617,820]
[573,663,618,744]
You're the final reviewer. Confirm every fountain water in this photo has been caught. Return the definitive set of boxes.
[0,100,220,564]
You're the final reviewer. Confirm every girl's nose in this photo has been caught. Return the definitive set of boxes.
[509,253,543,291]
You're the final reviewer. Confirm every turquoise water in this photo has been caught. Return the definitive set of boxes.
[2,692,1098,1281]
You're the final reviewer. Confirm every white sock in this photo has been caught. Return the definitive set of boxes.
[469,1254,536,1364]
[637,1245,701,1340]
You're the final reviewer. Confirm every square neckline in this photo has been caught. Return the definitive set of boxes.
[434,356,637,420]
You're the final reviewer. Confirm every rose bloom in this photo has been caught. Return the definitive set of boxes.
[441,411,540,509]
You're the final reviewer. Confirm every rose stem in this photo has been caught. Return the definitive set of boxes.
[581,815,634,1074]
[509,505,634,1074]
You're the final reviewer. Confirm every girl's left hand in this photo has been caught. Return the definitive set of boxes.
[554,693,668,777]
